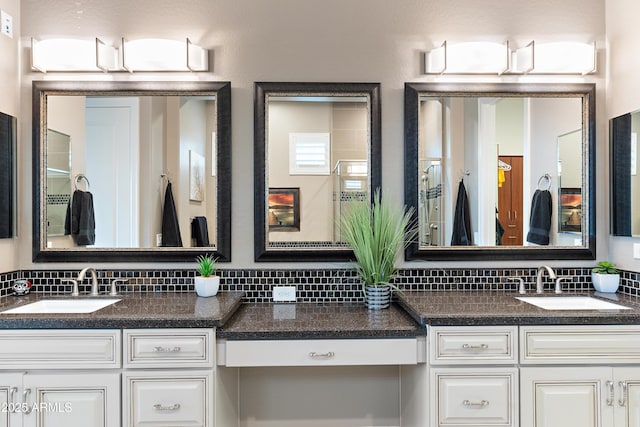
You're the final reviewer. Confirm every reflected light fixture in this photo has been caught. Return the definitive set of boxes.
[31,38,119,72]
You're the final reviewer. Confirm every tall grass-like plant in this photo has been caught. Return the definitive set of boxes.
[339,189,417,293]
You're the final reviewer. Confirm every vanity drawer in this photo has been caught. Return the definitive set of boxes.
[432,368,519,427]
[124,329,214,368]
[430,326,518,365]
[220,338,420,367]
[123,371,212,427]
[520,325,640,364]
[0,329,120,369]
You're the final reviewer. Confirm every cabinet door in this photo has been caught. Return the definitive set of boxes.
[614,367,640,427]
[520,367,613,427]
[0,373,23,427]
[21,372,120,427]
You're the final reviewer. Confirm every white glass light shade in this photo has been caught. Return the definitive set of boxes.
[122,38,209,72]
[425,41,509,75]
[532,42,596,74]
[31,38,118,72]
[511,41,596,74]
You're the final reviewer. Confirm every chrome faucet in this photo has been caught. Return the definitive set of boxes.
[77,267,100,296]
[536,265,556,293]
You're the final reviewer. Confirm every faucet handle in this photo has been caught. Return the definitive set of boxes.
[62,279,79,297]
[505,277,526,294]
[109,279,129,296]
[555,277,570,294]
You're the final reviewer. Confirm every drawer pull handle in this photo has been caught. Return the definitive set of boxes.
[619,381,628,407]
[153,346,182,353]
[606,380,614,406]
[153,403,181,411]
[309,351,335,358]
[9,387,17,413]
[22,388,33,414]
[463,400,489,407]
[461,344,488,350]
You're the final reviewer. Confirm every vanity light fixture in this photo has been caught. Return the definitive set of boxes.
[121,38,209,72]
[31,38,119,72]
[510,41,596,75]
[424,40,596,75]
[424,41,510,75]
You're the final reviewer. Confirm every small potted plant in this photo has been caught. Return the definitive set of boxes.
[339,189,416,309]
[591,261,620,293]
[194,254,220,297]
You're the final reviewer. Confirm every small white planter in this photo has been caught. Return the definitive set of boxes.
[194,276,220,297]
[591,272,620,293]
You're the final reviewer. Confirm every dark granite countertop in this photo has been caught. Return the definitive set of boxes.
[397,290,640,326]
[217,303,424,340]
[0,292,244,329]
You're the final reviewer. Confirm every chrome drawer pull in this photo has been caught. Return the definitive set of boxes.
[463,400,489,407]
[22,388,33,414]
[153,346,181,353]
[619,381,628,407]
[461,344,488,350]
[606,380,614,406]
[153,403,181,411]
[9,387,17,413]
[309,351,335,358]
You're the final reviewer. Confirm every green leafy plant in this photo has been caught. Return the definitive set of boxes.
[196,254,218,277]
[339,189,417,292]
[592,261,620,275]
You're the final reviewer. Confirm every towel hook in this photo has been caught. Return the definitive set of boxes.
[73,174,90,191]
[537,173,552,191]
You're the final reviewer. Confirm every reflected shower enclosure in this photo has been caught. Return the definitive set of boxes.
[419,159,443,246]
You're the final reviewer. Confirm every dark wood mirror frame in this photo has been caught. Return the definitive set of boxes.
[32,80,232,262]
[404,82,596,261]
[254,82,381,262]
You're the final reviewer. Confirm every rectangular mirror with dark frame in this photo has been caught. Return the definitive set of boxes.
[610,110,640,236]
[404,82,596,260]
[33,80,232,262]
[0,111,17,239]
[254,82,381,262]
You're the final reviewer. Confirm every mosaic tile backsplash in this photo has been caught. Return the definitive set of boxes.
[2,267,639,302]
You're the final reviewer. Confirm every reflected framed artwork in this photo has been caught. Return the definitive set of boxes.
[559,188,582,232]
[189,150,205,202]
[268,188,300,231]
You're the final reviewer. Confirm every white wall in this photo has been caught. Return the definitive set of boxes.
[0,0,19,272]
[607,0,640,271]
[18,0,606,270]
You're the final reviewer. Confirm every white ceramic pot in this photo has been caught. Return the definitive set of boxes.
[591,272,620,293]
[194,276,220,297]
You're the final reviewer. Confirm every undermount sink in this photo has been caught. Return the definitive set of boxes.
[516,296,631,311]
[0,298,121,314]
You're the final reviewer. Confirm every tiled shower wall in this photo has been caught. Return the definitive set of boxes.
[2,267,639,301]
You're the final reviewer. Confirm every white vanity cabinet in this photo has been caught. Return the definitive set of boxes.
[428,326,519,427]
[122,328,233,427]
[519,325,640,427]
[0,330,121,427]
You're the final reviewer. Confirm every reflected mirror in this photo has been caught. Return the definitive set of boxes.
[254,82,381,262]
[33,81,231,262]
[610,109,640,236]
[404,83,595,260]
